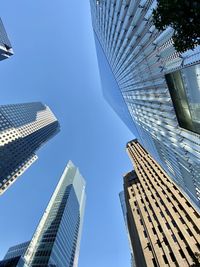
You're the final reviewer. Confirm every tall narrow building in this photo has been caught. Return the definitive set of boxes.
[90,0,200,207]
[123,139,200,267]
[0,161,86,267]
[0,18,13,61]
[0,102,60,194]
[119,191,136,267]
[24,161,86,267]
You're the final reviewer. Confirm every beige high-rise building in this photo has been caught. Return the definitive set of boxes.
[123,139,200,267]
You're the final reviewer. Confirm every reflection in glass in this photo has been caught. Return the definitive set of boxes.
[166,63,200,134]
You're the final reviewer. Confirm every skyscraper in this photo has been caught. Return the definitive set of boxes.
[0,18,13,61]
[3,242,30,260]
[24,161,86,267]
[123,139,200,267]
[90,0,200,206]
[119,191,136,267]
[0,102,60,194]
[0,161,86,267]
[0,242,30,267]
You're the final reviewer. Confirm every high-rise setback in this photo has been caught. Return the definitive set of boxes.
[123,139,200,267]
[0,161,86,267]
[90,0,200,206]
[0,102,60,194]
[0,18,13,61]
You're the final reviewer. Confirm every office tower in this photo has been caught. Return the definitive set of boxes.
[0,242,30,267]
[0,161,86,267]
[23,161,86,267]
[119,191,136,267]
[123,139,200,267]
[3,242,30,260]
[0,18,13,61]
[90,0,200,206]
[0,102,60,194]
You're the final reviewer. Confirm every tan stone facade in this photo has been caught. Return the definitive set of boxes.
[124,140,200,267]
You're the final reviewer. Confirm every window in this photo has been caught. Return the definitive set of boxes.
[143,230,147,238]
[157,240,162,247]
[158,225,163,233]
[187,228,193,236]
[172,234,177,242]
[170,252,176,262]
[179,249,186,259]
[165,63,200,134]
[163,255,168,264]
[152,227,156,235]
[178,231,184,240]
[152,258,158,267]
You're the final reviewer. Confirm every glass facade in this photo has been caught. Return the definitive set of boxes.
[23,161,86,267]
[3,242,30,260]
[0,18,13,61]
[0,242,29,267]
[90,0,200,207]
[119,191,136,267]
[0,256,23,267]
[166,63,200,134]
[94,33,137,135]
[0,102,60,194]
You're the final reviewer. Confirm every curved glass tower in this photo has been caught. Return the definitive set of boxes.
[90,0,200,207]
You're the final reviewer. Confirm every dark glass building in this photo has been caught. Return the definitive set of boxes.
[0,242,30,267]
[0,18,13,61]
[3,242,30,260]
[0,102,60,194]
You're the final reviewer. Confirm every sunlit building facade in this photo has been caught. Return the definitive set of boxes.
[123,139,200,267]
[90,0,200,206]
[0,18,13,61]
[0,102,60,194]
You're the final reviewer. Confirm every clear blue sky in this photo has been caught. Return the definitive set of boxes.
[0,1,134,266]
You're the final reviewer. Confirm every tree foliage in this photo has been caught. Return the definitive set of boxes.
[152,0,200,53]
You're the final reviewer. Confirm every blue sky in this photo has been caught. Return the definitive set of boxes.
[0,1,134,266]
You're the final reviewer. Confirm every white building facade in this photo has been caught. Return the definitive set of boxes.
[90,0,200,207]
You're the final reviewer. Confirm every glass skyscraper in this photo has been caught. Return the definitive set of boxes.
[0,242,30,267]
[24,161,86,267]
[3,242,30,260]
[0,102,60,194]
[0,161,86,267]
[0,18,13,61]
[90,0,200,207]
[119,191,136,267]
